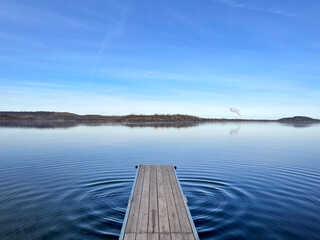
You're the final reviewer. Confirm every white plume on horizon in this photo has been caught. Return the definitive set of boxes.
[230,107,242,116]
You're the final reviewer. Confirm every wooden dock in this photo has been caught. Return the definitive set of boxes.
[119,165,199,240]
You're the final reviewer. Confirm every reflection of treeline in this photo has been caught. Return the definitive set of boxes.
[0,120,200,129]
[123,122,200,128]
[0,120,81,129]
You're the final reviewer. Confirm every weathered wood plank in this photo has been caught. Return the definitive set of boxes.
[148,233,159,240]
[148,165,159,233]
[182,233,196,240]
[166,166,193,233]
[170,233,183,240]
[137,165,151,233]
[159,233,171,240]
[126,165,146,233]
[161,165,181,233]
[156,166,170,233]
[136,233,148,240]
[123,233,135,240]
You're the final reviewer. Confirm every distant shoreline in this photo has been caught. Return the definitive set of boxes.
[0,111,319,124]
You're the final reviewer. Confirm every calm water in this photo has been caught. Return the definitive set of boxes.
[0,122,319,240]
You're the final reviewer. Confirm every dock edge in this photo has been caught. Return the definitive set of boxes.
[119,165,140,240]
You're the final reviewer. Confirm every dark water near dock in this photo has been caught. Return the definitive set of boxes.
[0,122,319,240]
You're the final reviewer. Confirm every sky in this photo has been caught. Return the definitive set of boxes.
[0,0,320,119]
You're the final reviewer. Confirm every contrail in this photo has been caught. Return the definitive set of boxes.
[87,0,133,86]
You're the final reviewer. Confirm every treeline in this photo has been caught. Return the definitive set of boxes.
[0,111,319,123]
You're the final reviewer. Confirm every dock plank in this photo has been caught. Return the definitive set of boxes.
[126,165,145,233]
[123,233,135,240]
[161,166,181,233]
[148,233,159,240]
[157,166,170,233]
[136,233,147,240]
[170,233,183,240]
[148,165,159,233]
[183,234,197,240]
[137,165,151,233]
[166,166,193,233]
[159,233,171,240]
[121,165,198,240]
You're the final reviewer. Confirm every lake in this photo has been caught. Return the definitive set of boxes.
[0,122,319,240]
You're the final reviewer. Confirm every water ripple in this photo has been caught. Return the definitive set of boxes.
[0,123,319,240]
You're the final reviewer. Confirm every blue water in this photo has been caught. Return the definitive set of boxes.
[0,122,319,240]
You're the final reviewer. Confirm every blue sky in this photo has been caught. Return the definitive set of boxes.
[1,0,319,119]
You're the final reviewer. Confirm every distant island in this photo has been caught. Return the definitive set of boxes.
[0,111,319,123]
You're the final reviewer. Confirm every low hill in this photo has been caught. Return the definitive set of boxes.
[278,116,320,123]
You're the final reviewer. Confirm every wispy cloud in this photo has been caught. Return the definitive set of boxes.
[0,1,105,31]
[212,0,298,17]
[88,0,133,86]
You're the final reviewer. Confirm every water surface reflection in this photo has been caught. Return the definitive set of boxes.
[0,122,319,240]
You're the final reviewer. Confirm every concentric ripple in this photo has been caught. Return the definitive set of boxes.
[178,163,320,240]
